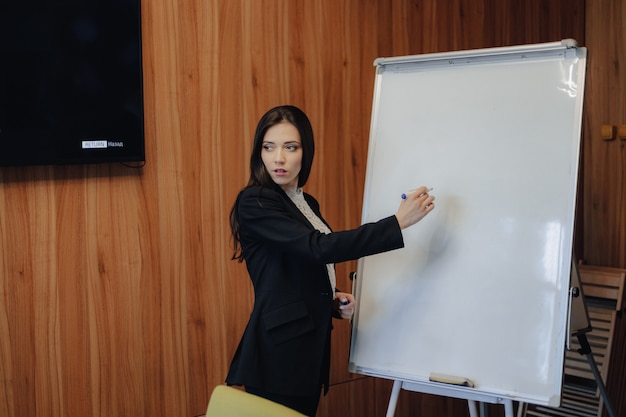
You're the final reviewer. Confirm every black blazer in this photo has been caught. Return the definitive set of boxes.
[225,185,404,396]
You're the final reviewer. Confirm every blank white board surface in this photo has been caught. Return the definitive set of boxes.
[348,40,587,406]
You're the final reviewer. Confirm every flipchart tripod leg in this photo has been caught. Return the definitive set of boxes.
[576,332,615,417]
[467,400,478,417]
[385,380,402,417]
[504,399,514,417]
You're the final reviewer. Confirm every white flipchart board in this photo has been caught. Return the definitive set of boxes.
[348,40,587,407]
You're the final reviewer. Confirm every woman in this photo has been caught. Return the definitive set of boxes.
[226,105,434,416]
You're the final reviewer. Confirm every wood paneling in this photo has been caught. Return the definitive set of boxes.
[582,0,626,269]
[0,1,590,417]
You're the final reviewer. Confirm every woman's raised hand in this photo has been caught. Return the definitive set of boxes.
[395,186,435,229]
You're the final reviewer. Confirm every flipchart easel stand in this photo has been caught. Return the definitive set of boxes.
[384,379,514,417]
[383,257,616,417]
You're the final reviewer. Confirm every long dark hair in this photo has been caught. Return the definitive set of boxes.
[229,105,316,261]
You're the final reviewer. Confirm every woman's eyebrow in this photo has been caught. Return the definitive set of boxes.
[263,140,300,145]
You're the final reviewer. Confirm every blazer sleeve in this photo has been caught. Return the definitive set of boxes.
[237,187,404,264]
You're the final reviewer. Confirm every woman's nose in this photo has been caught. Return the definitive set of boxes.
[275,149,285,163]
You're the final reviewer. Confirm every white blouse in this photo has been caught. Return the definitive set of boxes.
[285,187,337,297]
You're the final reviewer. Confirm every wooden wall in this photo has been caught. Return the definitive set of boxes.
[582,2,626,416]
[4,1,620,417]
[582,0,626,268]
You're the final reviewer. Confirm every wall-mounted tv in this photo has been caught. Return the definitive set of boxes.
[0,0,145,167]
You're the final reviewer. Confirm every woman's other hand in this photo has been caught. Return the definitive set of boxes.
[335,292,355,320]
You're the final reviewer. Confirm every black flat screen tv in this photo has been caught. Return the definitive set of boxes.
[0,0,145,167]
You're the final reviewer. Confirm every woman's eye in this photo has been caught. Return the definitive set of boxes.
[263,144,274,151]
[286,145,299,151]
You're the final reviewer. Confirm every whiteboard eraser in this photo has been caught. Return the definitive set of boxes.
[429,372,475,388]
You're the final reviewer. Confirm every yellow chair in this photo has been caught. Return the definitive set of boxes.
[205,385,307,417]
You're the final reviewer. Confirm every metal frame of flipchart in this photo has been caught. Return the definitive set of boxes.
[347,40,588,417]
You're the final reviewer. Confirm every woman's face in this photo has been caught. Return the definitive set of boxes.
[261,121,303,191]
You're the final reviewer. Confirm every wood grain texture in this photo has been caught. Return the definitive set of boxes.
[0,1,594,417]
[582,0,626,269]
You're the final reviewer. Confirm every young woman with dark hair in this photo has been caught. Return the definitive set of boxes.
[226,105,434,416]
